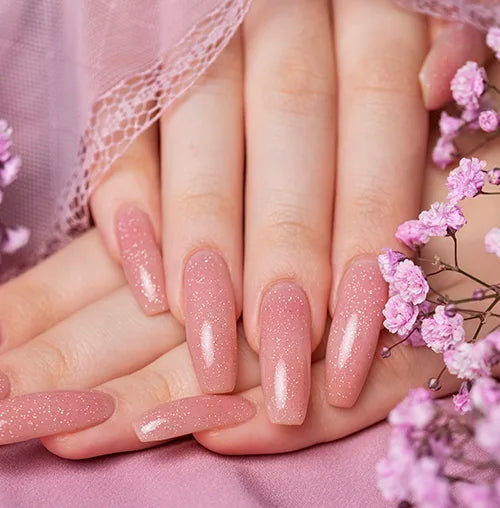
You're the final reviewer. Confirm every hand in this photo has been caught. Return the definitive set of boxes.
[0,79,497,456]
[87,0,430,426]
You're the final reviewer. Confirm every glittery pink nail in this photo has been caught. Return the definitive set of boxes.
[134,395,256,442]
[260,282,311,425]
[0,390,115,445]
[116,205,168,316]
[326,256,387,408]
[0,370,10,400]
[184,250,237,394]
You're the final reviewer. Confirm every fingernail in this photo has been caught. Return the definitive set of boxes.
[260,282,311,425]
[134,395,256,442]
[326,256,387,408]
[116,205,168,316]
[0,390,115,445]
[420,23,487,110]
[184,250,237,393]
[0,370,10,400]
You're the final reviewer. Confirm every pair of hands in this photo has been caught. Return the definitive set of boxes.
[90,0,487,424]
[0,0,496,456]
[0,131,497,458]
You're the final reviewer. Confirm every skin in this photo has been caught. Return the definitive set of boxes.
[0,98,498,457]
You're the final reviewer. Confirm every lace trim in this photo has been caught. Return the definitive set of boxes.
[57,0,251,241]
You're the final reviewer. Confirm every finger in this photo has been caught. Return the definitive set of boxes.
[0,287,184,397]
[420,22,489,110]
[91,125,168,316]
[243,0,335,425]
[0,230,124,353]
[161,35,244,393]
[197,332,459,455]
[41,327,259,459]
[326,0,428,408]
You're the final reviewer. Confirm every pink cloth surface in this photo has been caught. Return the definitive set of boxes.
[0,420,390,508]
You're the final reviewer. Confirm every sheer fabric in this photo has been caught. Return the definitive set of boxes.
[0,0,497,278]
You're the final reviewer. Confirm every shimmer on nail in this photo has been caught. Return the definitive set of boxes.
[326,256,387,408]
[0,390,115,445]
[134,395,256,442]
[184,250,238,394]
[260,282,311,425]
[116,205,168,316]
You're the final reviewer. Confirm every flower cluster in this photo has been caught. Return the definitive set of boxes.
[0,120,29,259]
[377,26,500,508]
[432,28,500,169]
[377,387,500,507]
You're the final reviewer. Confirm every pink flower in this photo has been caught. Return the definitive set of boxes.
[461,106,480,125]
[432,137,456,169]
[389,388,436,430]
[392,259,429,305]
[470,377,500,415]
[455,482,500,508]
[475,405,500,462]
[485,227,500,257]
[439,111,463,138]
[421,306,465,353]
[376,430,415,503]
[0,155,21,187]
[395,219,429,250]
[486,26,500,60]
[444,341,491,380]
[410,458,451,508]
[419,202,466,237]
[453,382,471,414]
[378,248,406,284]
[1,226,30,255]
[450,61,487,110]
[487,167,500,185]
[382,295,419,337]
[484,330,500,351]
[478,110,499,133]
[446,157,486,204]
[0,120,12,162]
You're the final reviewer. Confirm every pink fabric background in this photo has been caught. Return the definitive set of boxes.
[0,420,389,507]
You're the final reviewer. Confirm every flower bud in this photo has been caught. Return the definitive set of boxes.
[428,378,441,391]
[472,288,485,301]
[380,347,391,359]
[444,304,457,318]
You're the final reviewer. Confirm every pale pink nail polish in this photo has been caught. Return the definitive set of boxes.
[260,282,311,425]
[326,256,387,408]
[116,205,168,316]
[184,250,237,394]
[0,370,10,400]
[0,390,115,445]
[134,395,256,442]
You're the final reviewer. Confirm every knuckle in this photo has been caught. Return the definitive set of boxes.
[176,190,236,223]
[31,337,72,385]
[263,206,328,255]
[346,54,418,98]
[350,188,399,238]
[259,50,334,117]
[134,369,172,406]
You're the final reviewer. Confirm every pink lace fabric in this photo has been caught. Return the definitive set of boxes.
[0,0,250,279]
[397,0,500,30]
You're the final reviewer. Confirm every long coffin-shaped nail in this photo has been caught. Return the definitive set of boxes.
[260,282,311,425]
[326,256,387,408]
[0,390,115,445]
[134,395,256,442]
[116,205,168,316]
[419,23,487,110]
[184,250,237,393]
[0,370,10,400]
